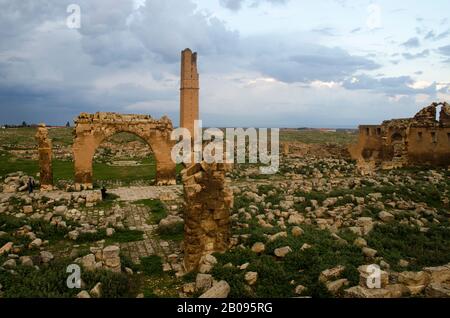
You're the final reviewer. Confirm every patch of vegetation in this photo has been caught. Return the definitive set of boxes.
[0,259,137,298]
[367,223,450,271]
[157,223,184,242]
[140,255,164,276]
[212,225,364,298]
[134,199,167,224]
[76,229,144,244]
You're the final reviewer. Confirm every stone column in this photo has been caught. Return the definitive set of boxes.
[182,161,233,272]
[35,124,53,191]
[180,48,199,140]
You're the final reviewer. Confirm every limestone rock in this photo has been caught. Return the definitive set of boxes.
[319,265,345,283]
[23,205,33,214]
[326,279,349,294]
[295,285,307,295]
[274,246,292,258]
[199,281,230,298]
[76,290,91,298]
[423,264,450,284]
[353,237,367,248]
[344,286,391,298]
[196,273,213,291]
[40,251,54,263]
[251,242,265,254]
[362,247,377,258]
[158,215,184,232]
[291,226,304,237]
[2,259,16,269]
[378,211,395,222]
[20,256,34,267]
[0,242,13,255]
[90,282,102,298]
[245,271,258,286]
[425,282,450,298]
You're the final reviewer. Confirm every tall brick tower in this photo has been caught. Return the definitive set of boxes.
[180,48,199,139]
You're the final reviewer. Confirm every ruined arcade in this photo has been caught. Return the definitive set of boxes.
[72,113,176,190]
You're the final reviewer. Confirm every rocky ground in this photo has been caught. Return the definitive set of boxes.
[0,128,449,298]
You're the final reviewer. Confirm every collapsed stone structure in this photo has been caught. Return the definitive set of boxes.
[349,102,450,171]
[182,162,233,271]
[179,49,233,272]
[72,113,176,190]
[35,124,53,191]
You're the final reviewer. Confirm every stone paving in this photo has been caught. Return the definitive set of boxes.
[109,185,183,202]
[109,187,184,269]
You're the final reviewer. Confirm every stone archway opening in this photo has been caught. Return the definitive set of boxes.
[73,112,176,190]
[92,131,158,187]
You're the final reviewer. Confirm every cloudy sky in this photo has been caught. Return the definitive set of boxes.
[0,0,449,127]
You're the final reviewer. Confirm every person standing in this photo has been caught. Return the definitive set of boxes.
[27,177,35,194]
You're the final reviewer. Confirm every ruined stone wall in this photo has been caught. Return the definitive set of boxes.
[348,125,383,162]
[182,161,233,272]
[180,48,199,139]
[72,112,176,190]
[349,102,450,170]
[407,126,450,166]
[35,124,53,191]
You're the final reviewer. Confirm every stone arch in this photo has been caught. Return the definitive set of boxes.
[73,112,176,190]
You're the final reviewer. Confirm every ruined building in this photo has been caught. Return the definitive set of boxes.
[35,124,53,191]
[72,113,176,190]
[349,102,450,171]
[179,49,233,272]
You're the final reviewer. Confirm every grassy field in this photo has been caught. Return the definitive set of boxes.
[280,129,357,145]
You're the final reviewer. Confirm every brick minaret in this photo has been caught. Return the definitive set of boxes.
[180,48,199,139]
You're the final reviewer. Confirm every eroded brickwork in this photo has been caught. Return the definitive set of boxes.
[349,102,450,172]
[73,113,176,190]
[35,124,53,191]
[182,161,233,272]
[180,48,199,139]
[179,49,233,271]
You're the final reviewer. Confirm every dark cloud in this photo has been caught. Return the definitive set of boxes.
[402,49,430,60]
[402,37,420,48]
[424,29,450,41]
[219,0,289,11]
[249,43,380,83]
[343,75,436,97]
[312,27,338,36]
[438,45,450,56]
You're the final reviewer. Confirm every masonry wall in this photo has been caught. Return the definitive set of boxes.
[407,127,450,166]
[348,125,383,161]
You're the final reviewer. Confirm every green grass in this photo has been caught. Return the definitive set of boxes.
[280,129,357,145]
[140,255,164,276]
[367,223,450,271]
[134,199,168,224]
[0,258,137,298]
[76,229,144,244]
[212,224,364,298]
[157,224,184,242]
